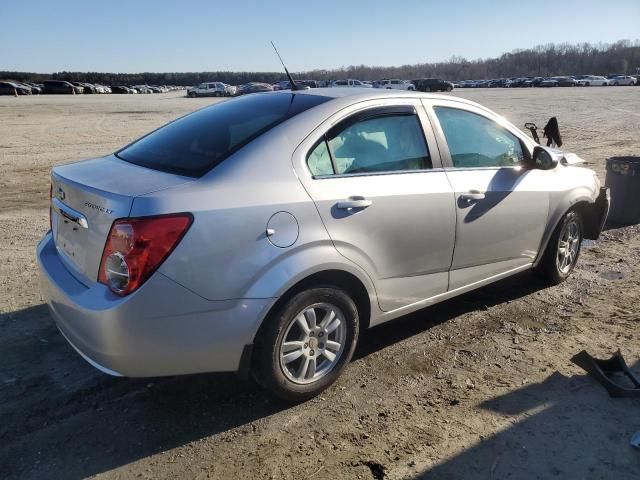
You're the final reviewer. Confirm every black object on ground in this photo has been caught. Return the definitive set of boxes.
[605,156,640,225]
[524,122,540,144]
[571,350,640,398]
[543,117,562,147]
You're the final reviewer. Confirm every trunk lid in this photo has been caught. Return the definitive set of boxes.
[51,155,193,284]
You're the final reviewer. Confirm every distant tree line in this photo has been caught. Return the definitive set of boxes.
[2,40,639,86]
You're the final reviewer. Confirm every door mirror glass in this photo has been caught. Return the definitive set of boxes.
[532,145,559,170]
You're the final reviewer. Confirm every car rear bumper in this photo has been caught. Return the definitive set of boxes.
[37,233,274,377]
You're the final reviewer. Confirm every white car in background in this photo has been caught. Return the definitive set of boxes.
[376,79,416,91]
[188,82,231,97]
[577,76,609,86]
[330,79,372,88]
[608,75,637,86]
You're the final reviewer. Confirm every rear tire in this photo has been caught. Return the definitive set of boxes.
[445,85,453,92]
[252,287,359,402]
[534,210,583,284]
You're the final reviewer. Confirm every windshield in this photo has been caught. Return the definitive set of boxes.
[116,93,330,177]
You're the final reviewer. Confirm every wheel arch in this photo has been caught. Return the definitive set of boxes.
[257,269,373,338]
[534,198,597,266]
[238,268,374,379]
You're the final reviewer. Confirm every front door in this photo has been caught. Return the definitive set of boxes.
[295,101,456,312]
[426,101,549,290]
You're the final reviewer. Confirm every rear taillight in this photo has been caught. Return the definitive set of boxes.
[98,213,193,296]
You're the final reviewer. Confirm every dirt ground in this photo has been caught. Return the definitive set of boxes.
[1,88,639,480]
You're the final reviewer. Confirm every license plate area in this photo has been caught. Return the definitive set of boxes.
[54,210,88,273]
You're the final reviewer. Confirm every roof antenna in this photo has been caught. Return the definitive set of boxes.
[271,41,301,91]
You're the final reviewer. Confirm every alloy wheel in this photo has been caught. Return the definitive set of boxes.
[556,219,580,274]
[279,303,347,385]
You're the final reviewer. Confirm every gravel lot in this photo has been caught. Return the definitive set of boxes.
[1,88,639,480]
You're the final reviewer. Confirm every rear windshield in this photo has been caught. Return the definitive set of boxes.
[116,93,330,177]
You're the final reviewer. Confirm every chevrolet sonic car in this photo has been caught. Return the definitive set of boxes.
[37,88,609,401]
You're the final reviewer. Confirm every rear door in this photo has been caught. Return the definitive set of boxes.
[293,98,456,312]
[423,99,549,290]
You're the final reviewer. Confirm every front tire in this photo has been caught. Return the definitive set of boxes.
[252,287,359,402]
[534,210,583,284]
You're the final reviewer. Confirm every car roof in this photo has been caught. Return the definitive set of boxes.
[266,88,495,118]
[277,87,470,103]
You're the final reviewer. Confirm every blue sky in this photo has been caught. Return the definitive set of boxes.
[2,0,638,73]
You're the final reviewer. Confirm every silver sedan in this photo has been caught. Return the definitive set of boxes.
[37,88,609,401]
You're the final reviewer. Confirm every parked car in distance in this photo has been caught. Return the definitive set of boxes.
[188,82,231,97]
[0,81,31,95]
[506,78,527,88]
[131,85,152,94]
[540,77,558,87]
[297,80,319,89]
[38,88,609,402]
[224,84,238,96]
[330,79,372,88]
[272,80,312,91]
[272,81,289,91]
[554,76,578,87]
[608,75,637,86]
[42,80,82,94]
[376,79,416,91]
[66,82,86,94]
[19,81,42,94]
[411,78,454,92]
[526,77,545,87]
[80,83,97,94]
[235,82,274,95]
[576,75,609,86]
[110,86,132,94]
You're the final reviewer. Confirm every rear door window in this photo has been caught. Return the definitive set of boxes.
[307,109,432,176]
[116,93,330,177]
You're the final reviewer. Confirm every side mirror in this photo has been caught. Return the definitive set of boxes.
[532,145,560,170]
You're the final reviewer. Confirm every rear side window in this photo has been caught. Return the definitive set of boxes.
[307,111,431,176]
[307,141,333,176]
[116,93,330,177]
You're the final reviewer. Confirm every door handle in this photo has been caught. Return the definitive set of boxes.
[459,190,485,203]
[337,196,372,210]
